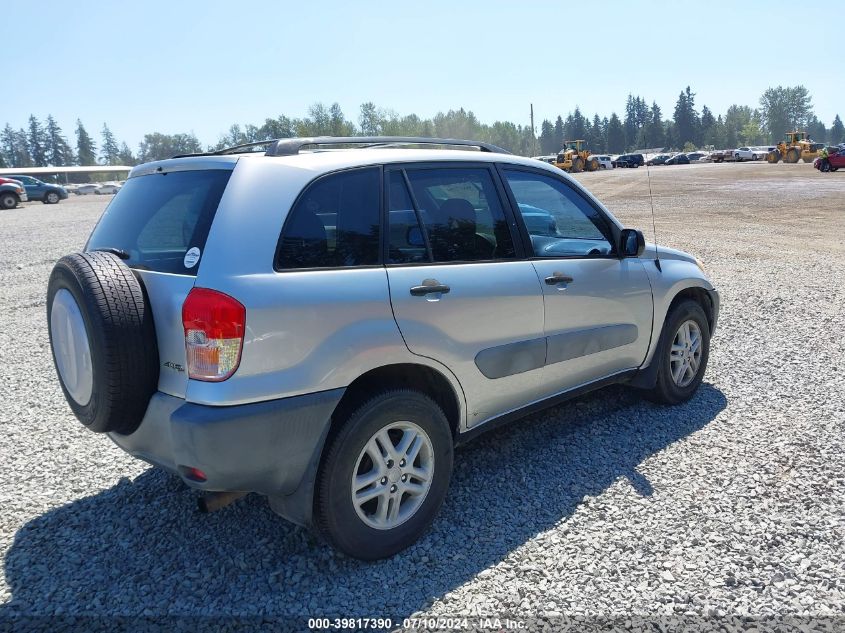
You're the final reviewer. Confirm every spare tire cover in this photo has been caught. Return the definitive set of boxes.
[47,251,159,434]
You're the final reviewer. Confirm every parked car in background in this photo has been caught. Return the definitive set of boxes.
[592,155,613,169]
[686,152,709,162]
[733,147,769,161]
[814,147,843,172]
[646,154,672,166]
[612,153,644,168]
[532,155,557,165]
[95,183,121,195]
[5,174,68,204]
[75,184,100,195]
[664,153,690,165]
[0,178,28,209]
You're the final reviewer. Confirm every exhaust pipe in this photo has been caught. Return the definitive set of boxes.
[197,491,247,513]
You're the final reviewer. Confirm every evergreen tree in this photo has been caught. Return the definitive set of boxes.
[45,115,73,166]
[673,87,699,148]
[623,94,638,150]
[830,115,844,143]
[117,142,136,165]
[1,124,31,167]
[591,114,605,152]
[76,120,97,165]
[606,113,625,153]
[27,115,48,166]
[538,120,555,154]
[553,116,564,151]
[359,102,381,136]
[568,107,587,141]
[643,102,662,149]
[100,123,120,165]
[805,115,826,143]
[700,106,717,147]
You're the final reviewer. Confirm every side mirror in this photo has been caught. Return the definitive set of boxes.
[620,228,645,257]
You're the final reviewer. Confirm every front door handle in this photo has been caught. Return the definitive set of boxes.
[545,272,574,285]
[410,279,451,296]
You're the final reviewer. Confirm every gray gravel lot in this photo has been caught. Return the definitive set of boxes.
[1,163,844,629]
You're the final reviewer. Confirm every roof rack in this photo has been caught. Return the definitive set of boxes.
[172,136,511,160]
[265,136,510,156]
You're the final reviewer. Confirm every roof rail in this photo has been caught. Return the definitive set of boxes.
[172,136,511,160]
[264,136,511,156]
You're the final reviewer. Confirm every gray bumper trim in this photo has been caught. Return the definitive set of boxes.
[110,388,344,498]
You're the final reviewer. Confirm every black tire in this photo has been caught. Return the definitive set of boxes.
[1,192,18,209]
[645,299,711,405]
[751,154,758,160]
[316,390,453,560]
[47,251,159,434]
[44,191,60,204]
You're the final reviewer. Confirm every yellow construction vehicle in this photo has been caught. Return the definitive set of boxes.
[766,131,823,164]
[553,140,600,173]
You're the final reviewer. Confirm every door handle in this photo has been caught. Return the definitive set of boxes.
[545,272,574,285]
[410,280,451,296]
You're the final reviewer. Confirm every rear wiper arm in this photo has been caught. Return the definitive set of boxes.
[92,247,130,260]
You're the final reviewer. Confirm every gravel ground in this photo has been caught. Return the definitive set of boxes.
[1,163,843,631]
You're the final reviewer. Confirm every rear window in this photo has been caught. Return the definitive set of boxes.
[86,169,231,275]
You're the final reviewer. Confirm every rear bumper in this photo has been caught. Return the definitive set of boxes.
[109,388,344,500]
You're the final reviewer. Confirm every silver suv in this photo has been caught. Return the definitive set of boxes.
[47,136,719,560]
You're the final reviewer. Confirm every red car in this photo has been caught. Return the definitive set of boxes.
[814,148,844,172]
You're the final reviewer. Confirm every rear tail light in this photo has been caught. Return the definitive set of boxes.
[182,288,245,381]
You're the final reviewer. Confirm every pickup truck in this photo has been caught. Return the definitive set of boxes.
[0,178,29,209]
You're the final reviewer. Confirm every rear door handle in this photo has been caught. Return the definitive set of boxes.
[545,272,574,285]
[410,280,451,296]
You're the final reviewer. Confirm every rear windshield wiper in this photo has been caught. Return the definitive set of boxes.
[92,247,130,260]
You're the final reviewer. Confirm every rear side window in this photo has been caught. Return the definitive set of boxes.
[278,168,380,269]
[395,167,515,263]
[86,169,232,275]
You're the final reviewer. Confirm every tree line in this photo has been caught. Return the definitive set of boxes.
[2,85,843,169]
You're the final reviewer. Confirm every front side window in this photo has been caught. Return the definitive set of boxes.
[503,169,614,258]
[278,167,380,269]
[392,167,515,264]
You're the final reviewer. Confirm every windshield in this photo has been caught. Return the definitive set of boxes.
[86,169,232,275]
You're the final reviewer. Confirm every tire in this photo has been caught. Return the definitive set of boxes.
[570,157,584,173]
[1,192,18,209]
[751,154,758,160]
[44,191,60,204]
[316,390,453,560]
[786,148,801,163]
[46,251,159,434]
[767,151,780,163]
[586,158,599,172]
[645,299,711,405]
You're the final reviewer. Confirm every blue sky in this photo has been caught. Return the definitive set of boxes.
[8,0,843,148]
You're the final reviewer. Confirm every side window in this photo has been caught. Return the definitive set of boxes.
[398,167,515,263]
[278,167,380,269]
[503,170,614,258]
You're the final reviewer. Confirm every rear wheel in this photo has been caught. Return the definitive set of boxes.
[586,157,599,172]
[570,157,584,173]
[645,300,711,405]
[751,154,758,160]
[316,390,453,560]
[1,192,18,209]
[786,148,801,163]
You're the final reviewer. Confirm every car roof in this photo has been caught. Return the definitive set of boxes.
[131,148,567,180]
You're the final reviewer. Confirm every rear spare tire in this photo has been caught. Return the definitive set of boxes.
[47,251,159,434]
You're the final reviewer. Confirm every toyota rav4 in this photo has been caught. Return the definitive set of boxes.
[47,136,719,560]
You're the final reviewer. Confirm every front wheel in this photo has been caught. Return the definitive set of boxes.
[316,390,453,560]
[751,154,758,160]
[1,192,18,209]
[645,299,711,405]
[45,191,60,204]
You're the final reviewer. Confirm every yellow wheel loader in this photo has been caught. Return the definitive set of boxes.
[553,140,600,173]
[766,131,823,164]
